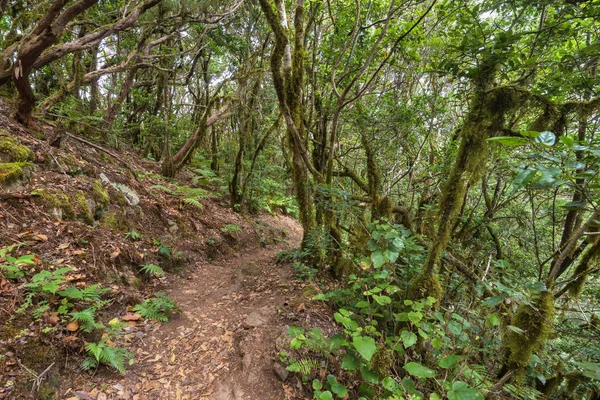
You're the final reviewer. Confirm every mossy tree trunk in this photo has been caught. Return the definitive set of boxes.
[258,0,322,249]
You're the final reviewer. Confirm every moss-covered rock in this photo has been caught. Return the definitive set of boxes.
[101,211,127,231]
[0,134,34,163]
[92,180,110,209]
[0,162,33,187]
[75,191,94,224]
[36,189,75,220]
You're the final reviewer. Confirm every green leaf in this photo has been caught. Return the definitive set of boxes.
[371,250,387,268]
[312,379,323,390]
[448,381,483,400]
[319,391,333,400]
[519,130,540,138]
[382,376,398,391]
[360,365,379,384]
[401,330,418,348]
[535,131,556,146]
[507,325,525,334]
[486,313,501,327]
[439,354,461,369]
[353,336,377,361]
[512,168,536,189]
[559,135,575,147]
[342,354,360,371]
[373,295,392,306]
[331,383,348,398]
[487,136,528,146]
[403,362,436,379]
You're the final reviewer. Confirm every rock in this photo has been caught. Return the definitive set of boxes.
[273,362,289,382]
[73,391,93,400]
[275,326,291,351]
[112,384,125,392]
[99,172,140,206]
[243,311,268,328]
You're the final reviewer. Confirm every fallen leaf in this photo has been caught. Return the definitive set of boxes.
[66,321,79,332]
[296,303,305,312]
[35,234,49,241]
[58,242,70,250]
[47,312,60,326]
[64,335,79,342]
[111,249,121,258]
[121,313,142,322]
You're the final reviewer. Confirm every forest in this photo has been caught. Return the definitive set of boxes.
[1,0,600,399]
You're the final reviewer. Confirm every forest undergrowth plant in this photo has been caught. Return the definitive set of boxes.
[1,246,136,373]
[286,222,488,399]
[131,292,180,322]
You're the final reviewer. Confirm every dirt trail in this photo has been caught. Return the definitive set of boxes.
[74,215,303,400]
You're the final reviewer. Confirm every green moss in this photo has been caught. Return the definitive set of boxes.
[370,346,394,378]
[0,134,33,162]
[567,239,600,298]
[0,162,31,186]
[75,192,94,224]
[409,273,443,302]
[57,153,80,175]
[505,291,555,381]
[36,189,75,220]
[101,211,127,231]
[92,180,110,209]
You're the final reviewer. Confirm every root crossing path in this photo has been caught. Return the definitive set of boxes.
[81,216,303,400]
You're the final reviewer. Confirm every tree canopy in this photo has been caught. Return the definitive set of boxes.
[2,0,600,397]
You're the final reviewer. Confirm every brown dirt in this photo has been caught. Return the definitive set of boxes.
[60,215,308,400]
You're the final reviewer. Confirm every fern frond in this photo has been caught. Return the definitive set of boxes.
[149,185,175,195]
[70,308,97,332]
[182,197,203,210]
[139,263,165,276]
[286,358,320,376]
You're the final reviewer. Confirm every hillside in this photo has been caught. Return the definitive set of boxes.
[0,101,319,399]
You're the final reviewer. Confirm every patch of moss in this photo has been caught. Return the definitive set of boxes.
[57,153,80,175]
[101,211,127,231]
[409,273,443,302]
[75,191,94,224]
[0,162,31,186]
[92,180,110,209]
[505,291,555,381]
[370,346,394,377]
[0,134,33,162]
[36,189,75,220]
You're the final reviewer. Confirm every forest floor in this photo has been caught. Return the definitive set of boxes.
[65,215,313,400]
[0,100,334,400]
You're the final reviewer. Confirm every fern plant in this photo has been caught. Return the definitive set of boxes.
[139,263,165,277]
[132,292,180,322]
[70,308,100,333]
[125,229,142,240]
[286,358,320,375]
[83,339,134,374]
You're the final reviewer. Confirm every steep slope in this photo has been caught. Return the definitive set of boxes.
[0,100,309,399]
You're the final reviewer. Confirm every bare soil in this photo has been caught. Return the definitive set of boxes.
[60,215,309,400]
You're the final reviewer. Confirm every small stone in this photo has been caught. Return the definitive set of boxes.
[74,391,93,400]
[243,311,268,328]
[112,384,125,392]
[273,362,289,382]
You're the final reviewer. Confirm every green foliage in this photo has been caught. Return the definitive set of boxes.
[83,320,134,374]
[139,263,165,277]
[125,229,142,240]
[220,224,242,233]
[132,292,180,322]
[0,244,35,279]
